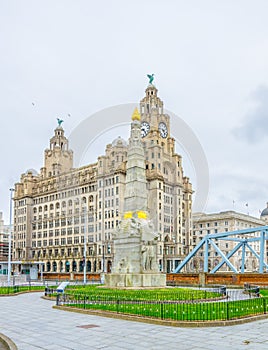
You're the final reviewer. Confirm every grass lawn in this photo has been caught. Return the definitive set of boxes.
[59,286,268,322]
[65,297,267,321]
[0,285,51,295]
[64,285,221,301]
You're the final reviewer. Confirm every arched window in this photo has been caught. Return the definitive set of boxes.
[107,260,112,273]
[52,261,57,272]
[86,260,91,272]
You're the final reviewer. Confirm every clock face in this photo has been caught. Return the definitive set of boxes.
[141,121,150,138]
[158,122,168,138]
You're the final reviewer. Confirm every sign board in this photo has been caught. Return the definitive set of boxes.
[56,281,69,293]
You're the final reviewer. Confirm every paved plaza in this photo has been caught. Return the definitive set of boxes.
[0,292,268,349]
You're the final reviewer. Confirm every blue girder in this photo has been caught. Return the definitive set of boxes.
[173,226,268,273]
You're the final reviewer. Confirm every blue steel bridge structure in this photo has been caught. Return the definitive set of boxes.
[173,226,268,274]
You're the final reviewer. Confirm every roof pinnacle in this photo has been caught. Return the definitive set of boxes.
[131,107,141,121]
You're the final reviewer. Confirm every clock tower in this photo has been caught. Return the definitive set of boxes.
[139,78,193,273]
[140,84,170,142]
[139,81,176,163]
[43,123,73,178]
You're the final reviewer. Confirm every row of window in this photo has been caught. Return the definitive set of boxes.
[16,208,27,215]
[98,176,119,187]
[32,218,95,229]
[31,234,114,248]
[32,229,115,242]
[14,224,26,232]
[14,216,26,223]
[194,221,258,230]
[33,197,95,213]
[33,236,85,247]
[193,229,219,235]
[32,186,98,205]
[33,207,99,220]
[32,216,119,230]
[194,222,220,229]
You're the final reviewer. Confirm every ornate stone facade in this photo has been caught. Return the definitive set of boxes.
[12,82,193,276]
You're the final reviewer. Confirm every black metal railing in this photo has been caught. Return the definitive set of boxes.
[55,288,266,322]
[244,283,260,297]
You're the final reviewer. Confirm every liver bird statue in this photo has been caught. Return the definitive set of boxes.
[147,74,154,84]
[57,118,64,126]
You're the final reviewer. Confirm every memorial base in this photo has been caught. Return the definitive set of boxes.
[105,273,166,288]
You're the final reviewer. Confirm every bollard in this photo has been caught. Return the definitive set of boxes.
[220,286,227,296]
[256,287,260,297]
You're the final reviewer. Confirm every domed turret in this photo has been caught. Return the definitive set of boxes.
[261,203,268,218]
[111,136,127,147]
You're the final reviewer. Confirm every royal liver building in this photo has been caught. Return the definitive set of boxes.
[13,79,193,276]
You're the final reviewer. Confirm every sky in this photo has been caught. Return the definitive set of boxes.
[1,0,268,222]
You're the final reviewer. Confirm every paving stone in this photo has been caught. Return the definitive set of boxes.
[1,292,268,349]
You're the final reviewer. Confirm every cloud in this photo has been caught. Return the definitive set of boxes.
[233,85,268,143]
[205,170,268,217]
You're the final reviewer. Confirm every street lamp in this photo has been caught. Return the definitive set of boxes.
[8,188,15,286]
[102,244,105,273]
[83,207,87,284]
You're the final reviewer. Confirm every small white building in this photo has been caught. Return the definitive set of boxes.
[0,212,10,267]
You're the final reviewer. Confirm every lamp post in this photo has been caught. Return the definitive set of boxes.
[83,208,87,284]
[102,243,105,273]
[8,188,15,286]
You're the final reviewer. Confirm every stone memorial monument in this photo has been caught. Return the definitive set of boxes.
[105,108,166,288]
